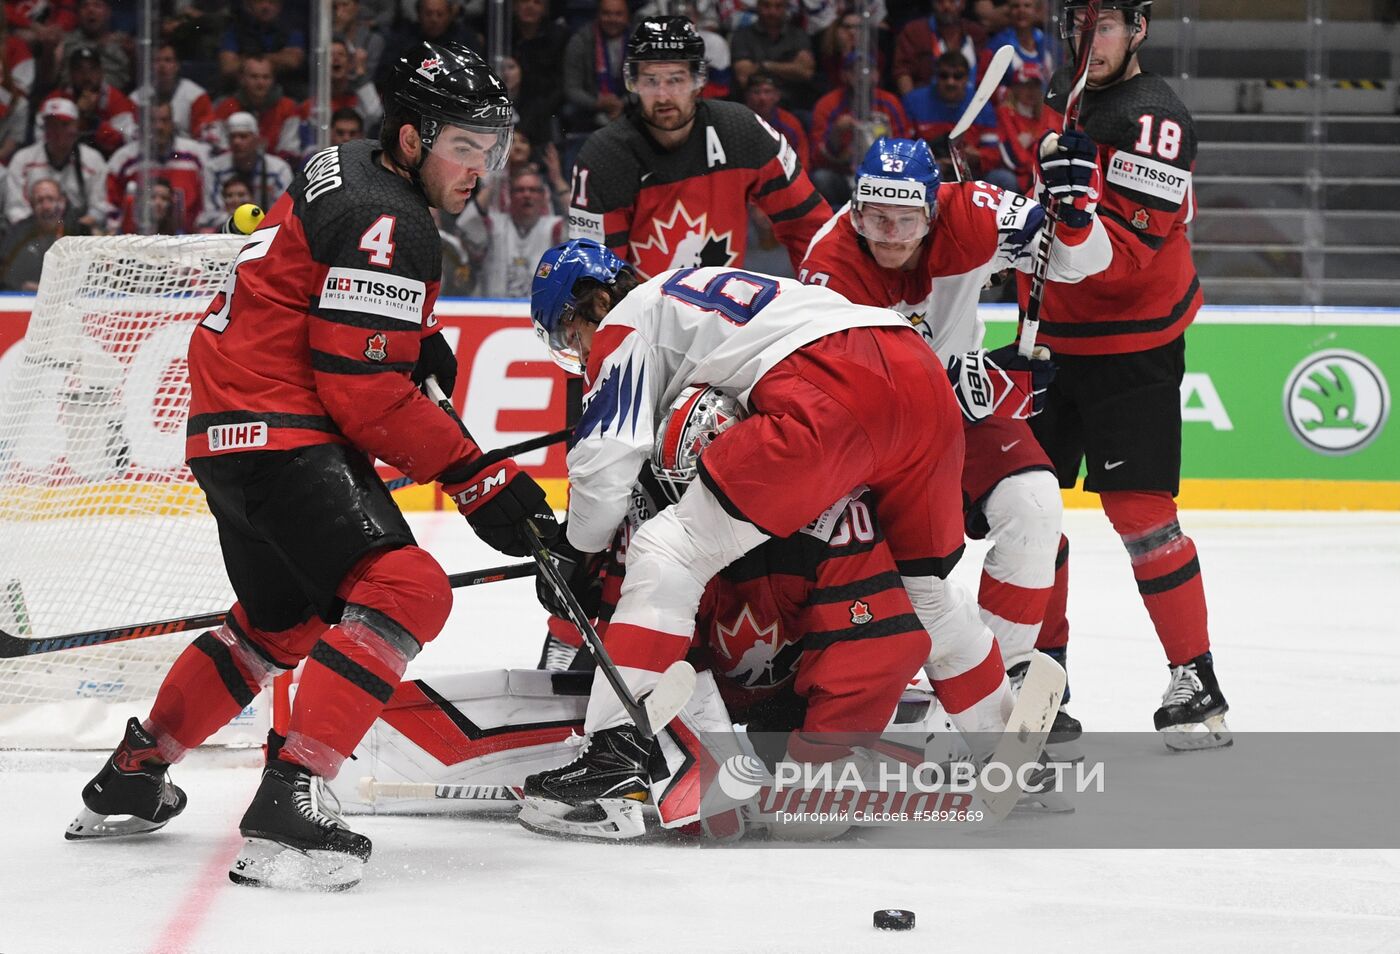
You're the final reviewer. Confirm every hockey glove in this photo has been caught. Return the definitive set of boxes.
[441,459,560,558]
[947,343,1056,422]
[412,330,458,400]
[535,529,605,621]
[1036,130,1101,229]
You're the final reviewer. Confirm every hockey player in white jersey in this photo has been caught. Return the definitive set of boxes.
[801,137,1109,742]
[520,238,1055,810]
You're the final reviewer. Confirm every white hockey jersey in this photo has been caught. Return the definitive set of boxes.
[566,266,909,552]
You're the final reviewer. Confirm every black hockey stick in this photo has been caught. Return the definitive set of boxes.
[423,377,695,739]
[0,561,536,659]
[384,427,571,493]
[1019,0,1099,357]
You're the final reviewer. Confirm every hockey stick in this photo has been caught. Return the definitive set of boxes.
[384,426,571,493]
[0,561,536,659]
[946,44,1016,184]
[1018,0,1100,358]
[357,777,523,804]
[424,376,696,740]
[974,651,1066,822]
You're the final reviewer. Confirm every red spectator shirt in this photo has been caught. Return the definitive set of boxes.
[810,87,911,172]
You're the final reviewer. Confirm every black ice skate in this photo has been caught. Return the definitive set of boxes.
[1154,651,1232,751]
[536,632,579,671]
[229,757,372,892]
[517,724,651,840]
[66,717,187,840]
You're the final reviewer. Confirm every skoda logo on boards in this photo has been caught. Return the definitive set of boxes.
[1283,349,1390,455]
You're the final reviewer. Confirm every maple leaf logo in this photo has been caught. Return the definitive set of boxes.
[364,333,388,362]
[849,599,873,624]
[715,603,786,688]
[631,201,737,277]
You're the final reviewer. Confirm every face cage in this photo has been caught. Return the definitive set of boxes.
[537,314,585,376]
[625,60,709,94]
[419,116,513,172]
[850,202,932,245]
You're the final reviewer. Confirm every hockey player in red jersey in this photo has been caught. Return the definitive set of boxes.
[1021,0,1229,750]
[799,136,1108,744]
[565,16,831,279]
[518,238,1063,811]
[66,42,559,890]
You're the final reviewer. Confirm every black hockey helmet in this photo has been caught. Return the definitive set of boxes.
[1060,0,1152,39]
[625,16,708,91]
[382,40,514,171]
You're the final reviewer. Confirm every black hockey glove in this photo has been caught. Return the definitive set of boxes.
[948,343,1056,422]
[536,529,605,621]
[441,459,560,558]
[412,330,458,400]
[1036,129,1101,229]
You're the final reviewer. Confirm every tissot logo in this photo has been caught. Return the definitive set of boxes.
[320,267,426,325]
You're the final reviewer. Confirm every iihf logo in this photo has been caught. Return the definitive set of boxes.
[849,600,873,624]
[364,333,388,362]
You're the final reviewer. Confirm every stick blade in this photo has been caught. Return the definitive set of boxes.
[976,652,1066,821]
[640,661,697,739]
[949,44,1015,141]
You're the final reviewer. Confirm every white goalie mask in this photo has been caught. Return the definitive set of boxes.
[651,385,745,505]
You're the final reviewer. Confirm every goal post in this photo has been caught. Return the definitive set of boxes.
[0,234,272,749]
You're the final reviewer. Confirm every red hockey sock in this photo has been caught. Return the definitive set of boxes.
[1035,534,1070,651]
[1100,491,1210,665]
[283,546,452,778]
[547,614,585,649]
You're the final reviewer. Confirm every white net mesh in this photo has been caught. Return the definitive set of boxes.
[0,235,246,746]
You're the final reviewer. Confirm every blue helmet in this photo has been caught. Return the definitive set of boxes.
[530,238,634,374]
[850,138,941,245]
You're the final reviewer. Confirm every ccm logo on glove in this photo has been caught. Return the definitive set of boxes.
[448,467,509,506]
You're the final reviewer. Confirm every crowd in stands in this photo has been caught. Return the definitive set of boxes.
[0,0,1058,294]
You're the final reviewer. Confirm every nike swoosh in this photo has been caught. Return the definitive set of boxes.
[1104,460,1126,470]
[640,172,653,183]
[1000,440,1021,452]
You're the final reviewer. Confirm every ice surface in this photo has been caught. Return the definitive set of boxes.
[3,509,1398,953]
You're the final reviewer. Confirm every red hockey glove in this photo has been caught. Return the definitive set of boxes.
[441,459,560,558]
[1037,130,1102,229]
[948,343,1057,422]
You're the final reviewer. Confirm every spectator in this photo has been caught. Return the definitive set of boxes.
[893,0,991,95]
[329,37,383,132]
[0,177,80,291]
[994,61,1046,193]
[744,70,810,171]
[105,100,209,234]
[159,2,228,90]
[903,51,1007,186]
[217,173,255,221]
[5,97,108,232]
[200,110,294,229]
[332,0,387,83]
[456,166,565,298]
[58,0,134,93]
[730,0,817,108]
[41,46,135,157]
[810,52,911,207]
[433,206,475,296]
[211,55,303,159]
[329,105,365,145]
[378,0,484,91]
[988,0,1053,80]
[146,177,184,235]
[133,42,216,147]
[512,0,569,142]
[0,24,31,166]
[8,0,76,93]
[813,7,891,90]
[560,0,629,135]
[218,0,307,95]
[972,0,1010,32]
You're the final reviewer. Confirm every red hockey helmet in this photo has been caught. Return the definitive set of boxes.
[651,385,745,505]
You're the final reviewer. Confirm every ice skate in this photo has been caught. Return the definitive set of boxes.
[229,758,371,892]
[537,632,579,671]
[1154,651,1232,751]
[517,725,650,839]
[66,717,187,840]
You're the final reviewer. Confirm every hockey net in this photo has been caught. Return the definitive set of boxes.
[0,235,269,749]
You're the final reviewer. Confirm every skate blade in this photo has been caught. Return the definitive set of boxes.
[1044,739,1085,764]
[516,797,646,840]
[1161,713,1232,752]
[228,837,364,892]
[65,805,169,841]
[1013,790,1076,814]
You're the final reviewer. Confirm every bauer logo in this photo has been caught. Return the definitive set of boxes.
[320,267,425,325]
[207,421,268,452]
[1106,152,1190,204]
[1284,349,1390,455]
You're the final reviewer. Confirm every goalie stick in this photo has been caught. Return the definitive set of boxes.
[945,44,1015,184]
[356,777,523,804]
[974,651,1066,822]
[1018,0,1100,358]
[0,561,536,658]
[424,377,696,740]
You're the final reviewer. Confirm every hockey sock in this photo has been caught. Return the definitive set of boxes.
[283,546,451,778]
[145,604,313,763]
[547,614,585,649]
[1036,534,1071,652]
[1100,491,1210,665]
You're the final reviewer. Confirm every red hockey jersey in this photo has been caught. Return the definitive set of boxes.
[566,99,831,278]
[1016,69,1201,355]
[185,139,479,484]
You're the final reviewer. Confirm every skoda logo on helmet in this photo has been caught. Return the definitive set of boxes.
[855,178,927,207]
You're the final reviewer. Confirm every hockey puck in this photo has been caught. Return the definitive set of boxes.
[873,909,915,931]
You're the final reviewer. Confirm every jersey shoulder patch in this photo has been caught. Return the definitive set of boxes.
[704,100,783,171]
